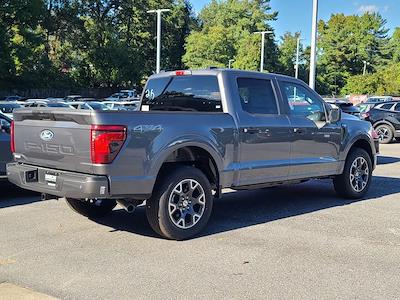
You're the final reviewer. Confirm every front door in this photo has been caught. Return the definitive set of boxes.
[236,77,291,186]
[278,81,342,179]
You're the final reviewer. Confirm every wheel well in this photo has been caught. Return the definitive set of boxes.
[158,146,219,194]
[350,139,373,163]
[373,121,395,131]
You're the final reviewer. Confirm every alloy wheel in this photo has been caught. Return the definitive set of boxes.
[168,179,206,229]
[349,157,369,192]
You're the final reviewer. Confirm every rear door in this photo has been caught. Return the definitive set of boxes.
[235,77,291,186]
[278,80,342,179]
[392,103,400,131]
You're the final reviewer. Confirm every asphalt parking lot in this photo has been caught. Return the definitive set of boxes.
[1,144,400,300]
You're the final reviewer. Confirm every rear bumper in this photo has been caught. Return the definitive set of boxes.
[6,163,110,199]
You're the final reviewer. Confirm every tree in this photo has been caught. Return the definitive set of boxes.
[317,13,389,95]
[342,62,400,95]
[183,0,279,72]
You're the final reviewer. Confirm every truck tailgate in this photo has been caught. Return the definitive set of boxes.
[13,108,94,174]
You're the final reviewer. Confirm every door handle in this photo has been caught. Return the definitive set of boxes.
[293,128,305,134]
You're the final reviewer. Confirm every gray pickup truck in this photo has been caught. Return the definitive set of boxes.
[7,69,377,240]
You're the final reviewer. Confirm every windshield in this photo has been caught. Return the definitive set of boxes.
[0,103,21,113]
[142,75,222,112]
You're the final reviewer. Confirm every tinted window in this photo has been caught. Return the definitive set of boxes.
[142,75,222,112]
[395,103,400,112]
[237,78,278,114]
[379,103,394,110]
[279,81,326,122]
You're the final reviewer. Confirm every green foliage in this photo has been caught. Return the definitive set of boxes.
[0,1,399,95]
[182,0,279,72]
[317,13,390,95]
[0,0,195,89]
[342,63,400,95]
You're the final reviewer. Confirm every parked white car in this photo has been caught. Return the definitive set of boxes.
[103,101,139,111]
[67,101,109,111]
[105,90,139,102]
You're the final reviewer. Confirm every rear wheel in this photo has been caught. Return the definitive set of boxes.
[333,148,372,199]
[375,124,394,144]
[146,166,213,240]
[66,198,116,218]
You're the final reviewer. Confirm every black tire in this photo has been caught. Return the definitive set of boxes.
[146,166,213,240]
[66,198,117,218]
[333,148,372,199]
[395,137,400,142]
[375,124,394,144]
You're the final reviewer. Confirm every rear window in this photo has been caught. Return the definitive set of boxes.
[142,75,222,112]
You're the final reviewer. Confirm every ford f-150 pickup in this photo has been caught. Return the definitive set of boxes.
[7,69,377,240]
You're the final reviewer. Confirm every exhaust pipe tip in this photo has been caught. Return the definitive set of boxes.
[117,199,136,214]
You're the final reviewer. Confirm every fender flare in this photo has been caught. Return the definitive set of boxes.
[149,137,224,180]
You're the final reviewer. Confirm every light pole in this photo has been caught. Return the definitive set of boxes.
[309,0,318,89]
[254,31,273,72]
[295,35,303,79]
[147,9,170,74]
[228,59,234,69]
[363,60,370,75]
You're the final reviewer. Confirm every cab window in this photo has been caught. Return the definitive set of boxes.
[237,78,278,115]
[279,81,326,122]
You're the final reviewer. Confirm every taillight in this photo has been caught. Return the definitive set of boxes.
[174,70,192,76]
[90,125,126,164]
[10,120,15,153]
[371,129,379,140]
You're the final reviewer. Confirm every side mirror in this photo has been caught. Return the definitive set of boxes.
[328,106,341,123]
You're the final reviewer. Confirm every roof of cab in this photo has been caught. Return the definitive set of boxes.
[149,68,298,81]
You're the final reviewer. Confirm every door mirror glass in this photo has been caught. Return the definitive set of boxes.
[328,106,341,123]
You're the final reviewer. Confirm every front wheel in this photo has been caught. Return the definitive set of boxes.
[66,198,117,218]
[146,166,213,240]
[333,148,372,199]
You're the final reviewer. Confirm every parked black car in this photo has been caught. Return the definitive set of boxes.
[364,101,400,144]
[324,99,361,118]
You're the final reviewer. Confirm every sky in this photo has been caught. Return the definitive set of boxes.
[190,0,399,45]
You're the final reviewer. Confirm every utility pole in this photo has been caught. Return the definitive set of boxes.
[228,59,235,69]
[309,0,318,89]
[363,60,370,75]
[254,31,273,72]
[295,35,302,79]
[147,9,170,74]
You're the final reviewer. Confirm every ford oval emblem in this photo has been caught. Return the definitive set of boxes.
[40,129,54,141]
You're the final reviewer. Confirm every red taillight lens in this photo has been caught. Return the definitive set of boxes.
[175,70,192,76]
[90,125,126,164]
[10,120,15,153]
[371,129,379,140]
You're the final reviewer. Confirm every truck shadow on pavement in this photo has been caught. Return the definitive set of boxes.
[377,155,400,165]
[0,181,40,209]
[96,175,400,239]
